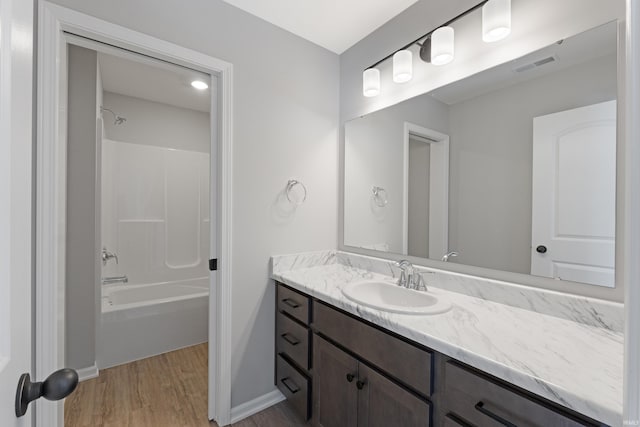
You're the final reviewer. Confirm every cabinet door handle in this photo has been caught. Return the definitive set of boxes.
[474,401,517,427]
[280,377,300,394]
[281,333,300,346]
[356,380,366,390]
[282,298,301,309]
[346,373,355,383]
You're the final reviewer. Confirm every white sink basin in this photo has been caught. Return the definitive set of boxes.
[342,280,452,315]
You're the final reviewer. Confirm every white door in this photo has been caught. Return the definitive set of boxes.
[0,0,34,423]
[531,100,616,287]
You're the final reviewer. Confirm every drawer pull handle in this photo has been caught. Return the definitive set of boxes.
[445,413,473,427]
[282,298,301,309]
[281,333,300,346]
[280,377,300,394]
[346,373,355,383]
[356,380,366,390]
[474,401,517,427]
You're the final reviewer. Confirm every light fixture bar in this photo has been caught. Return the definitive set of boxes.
[364,0,489,71]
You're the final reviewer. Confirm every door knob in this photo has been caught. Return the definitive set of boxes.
[15,368,79,417]
[536,245,547,254]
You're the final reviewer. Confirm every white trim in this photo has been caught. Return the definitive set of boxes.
[402,127,409,255]
[229,390,285,424]
[402,122,450,259]
[36,3,234,426]
[624,1,640,424]
[76,363,99,382]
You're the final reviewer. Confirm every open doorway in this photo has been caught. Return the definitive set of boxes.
[402,122,450,260]
[62,41,213,425]
[36,4,234,425]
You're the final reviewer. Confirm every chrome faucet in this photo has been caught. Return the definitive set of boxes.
[442,251,459,262]
[101,247,119,266]
[394,260,428,292]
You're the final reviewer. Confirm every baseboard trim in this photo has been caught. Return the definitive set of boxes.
[229,389,285,423]
[76,363,99,382]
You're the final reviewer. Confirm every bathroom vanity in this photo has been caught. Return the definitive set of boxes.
[271,251,622,426]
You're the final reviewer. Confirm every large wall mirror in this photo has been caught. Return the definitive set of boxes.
[344,21,618,288]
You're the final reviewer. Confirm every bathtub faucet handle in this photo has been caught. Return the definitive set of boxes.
[101,247,119,266]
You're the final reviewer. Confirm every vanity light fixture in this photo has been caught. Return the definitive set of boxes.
[431,26,455,65]
[362,0,512,97]
[482,0,511,42]
[393,50,413,83]
[363,68,381,97]
[191,80,209,90]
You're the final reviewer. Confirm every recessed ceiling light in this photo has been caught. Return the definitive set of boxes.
[191,80,209,90]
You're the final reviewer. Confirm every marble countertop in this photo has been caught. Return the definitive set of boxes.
[271,258,623,426]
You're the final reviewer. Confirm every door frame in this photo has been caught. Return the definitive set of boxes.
[624,1,640,424]
[36,2,234,425]
[402,122,449,259]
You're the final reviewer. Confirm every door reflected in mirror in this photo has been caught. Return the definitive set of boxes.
[344,22,617,288]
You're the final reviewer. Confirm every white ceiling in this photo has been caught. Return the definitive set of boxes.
[98,52,211,112]
[221,0,419,54]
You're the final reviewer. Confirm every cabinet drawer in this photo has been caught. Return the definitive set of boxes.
[444,361,599,427]
[276,354,310,421]
[276,310,310,370]
[277,283,310,325]
[313,301,432,397]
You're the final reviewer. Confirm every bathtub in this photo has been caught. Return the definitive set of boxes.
[98,278,209,369]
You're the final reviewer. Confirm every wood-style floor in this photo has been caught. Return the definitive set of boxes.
[65,344,307,427]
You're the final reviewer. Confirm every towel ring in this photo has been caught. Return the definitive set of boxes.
[286,179,307,205]
[372,186,388,207]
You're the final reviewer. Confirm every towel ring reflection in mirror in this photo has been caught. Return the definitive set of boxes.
[372,186,388,207]
[286,179,308,205]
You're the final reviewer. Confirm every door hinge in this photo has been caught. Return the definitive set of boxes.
[209,258,218,271]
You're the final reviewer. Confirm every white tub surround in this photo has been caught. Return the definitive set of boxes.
[271,250,623,426]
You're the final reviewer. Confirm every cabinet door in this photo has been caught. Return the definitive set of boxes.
[313,336,358,427]
[357,364,431,427]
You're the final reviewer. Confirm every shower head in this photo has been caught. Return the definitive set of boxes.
[100,106,127,126]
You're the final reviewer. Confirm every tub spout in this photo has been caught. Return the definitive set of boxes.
[101,275,128,285]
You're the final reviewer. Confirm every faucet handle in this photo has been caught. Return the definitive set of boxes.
[442,251,459,262]
[101,247,119,266]
[412,273,428,292]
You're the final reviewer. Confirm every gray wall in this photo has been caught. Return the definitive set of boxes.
[448,54,617,275]
[66,45,98,371]
[408,138,430,258]
[50,0,339,407]
[103,91,210,152]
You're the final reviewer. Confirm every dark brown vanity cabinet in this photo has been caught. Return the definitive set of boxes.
[274,282,607,427]
[275,284,312,421]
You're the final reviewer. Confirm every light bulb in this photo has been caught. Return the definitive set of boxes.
[482,0,511,42]
[393,50,413,83]
[431,26,455,66]
[363,68,380,97]
[191,80,209,90]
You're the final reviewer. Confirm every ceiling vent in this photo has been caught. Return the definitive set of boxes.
[513,55,557,73]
